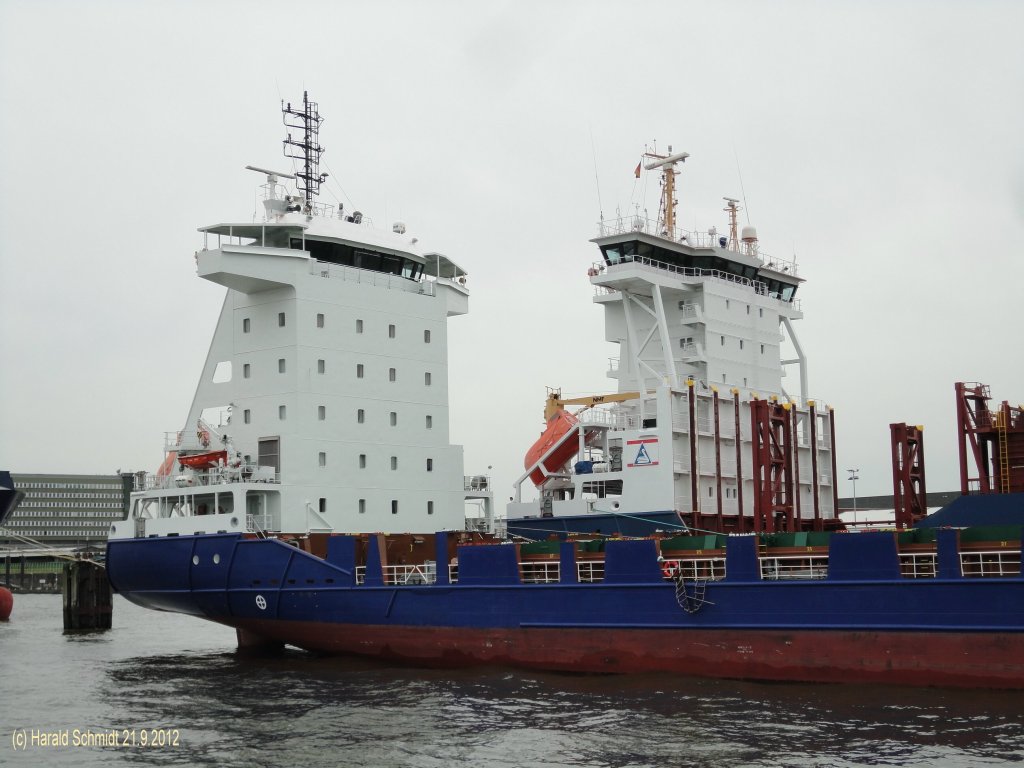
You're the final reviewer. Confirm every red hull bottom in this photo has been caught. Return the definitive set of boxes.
[225,619,1024,689]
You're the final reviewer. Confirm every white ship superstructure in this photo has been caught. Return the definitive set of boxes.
[111,94,490,542]
[510,148,837,533]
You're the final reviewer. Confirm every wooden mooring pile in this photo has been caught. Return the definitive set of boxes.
[62,559,112,631]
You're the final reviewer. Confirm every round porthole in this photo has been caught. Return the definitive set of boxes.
[230,516,239,528]
[213,553,221,565]
[192,555,199,566]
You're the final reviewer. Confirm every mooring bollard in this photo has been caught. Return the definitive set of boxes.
[62,559,113,631]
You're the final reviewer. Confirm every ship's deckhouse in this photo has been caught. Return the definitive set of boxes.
[509,150,836,535]
[113,96,486,542]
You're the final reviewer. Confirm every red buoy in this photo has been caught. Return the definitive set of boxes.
[0,587,12,621]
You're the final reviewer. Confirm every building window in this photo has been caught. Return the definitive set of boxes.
[357,364,364,378]
[357,409,365,424]
[389,324,396,338]
[243,409,251,424]
[358,499,365,514]
[391,500,399,515]
[318,359,325,374]
[359,454,366,468]
[243,363,251,378]
[317,313,325,328]
[424,329,431,343]
[278,358,286,373]
[390,411,397,426]
[389,368,396,382]
[318,405,326,420]
[279,405,286,420]
[319,498,326,513]
[278,312,286,327]
[425,415,433,429]
[391,456,398,470]
[318,452,326,467]
[426,458,433,472]
[356,319,363,333]
[424,372,432,386]
[243,318,250,333]
[427,501,434,515]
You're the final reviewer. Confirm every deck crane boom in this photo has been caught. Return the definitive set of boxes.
[543,387,643,422]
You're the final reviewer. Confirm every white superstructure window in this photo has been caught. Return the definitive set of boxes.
[357,409,365,423]
[391,500,399,515]
[243,318,250,333]
[317,313,324,328]
[318,359,325,374]
[359,454,366,468]
[390,412,397,426]
[389,368,396,382]
[425,415,433,429]
[243,364,251,378]
[278,312,286,327]
[318,406,326,420]
[357,364,364,378]
[279,358,286,373]
[279,405,286,420]
[359,499,366,514]
[244,409,251,424]
[356,319,363,333]
[424,329,431,343]
[318,452,326,467]
[427,501,434,515]
[389,324,396,338]
[424,372,432,386]
[426,458,433,472]
[391,456,398,470]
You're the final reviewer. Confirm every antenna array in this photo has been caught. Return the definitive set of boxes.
[282,91,328,203]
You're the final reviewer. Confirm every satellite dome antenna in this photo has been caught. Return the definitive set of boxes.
[282,91,328,206]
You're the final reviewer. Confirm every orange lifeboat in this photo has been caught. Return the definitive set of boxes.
[177,450,228,470]
[525,410,582,487]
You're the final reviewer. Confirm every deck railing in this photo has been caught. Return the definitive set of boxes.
[961,550,1021,577]
[759,554,829,581]
[343,545,1021,587]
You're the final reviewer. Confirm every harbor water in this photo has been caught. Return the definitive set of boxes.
[2,594,1022,767]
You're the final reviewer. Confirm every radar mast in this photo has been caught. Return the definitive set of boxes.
[282,91,328,205]
[643,146,689,236]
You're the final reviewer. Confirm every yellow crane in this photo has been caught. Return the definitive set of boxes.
[543,387,643,422]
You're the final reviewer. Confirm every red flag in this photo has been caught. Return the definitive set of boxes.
[634,162,641,178]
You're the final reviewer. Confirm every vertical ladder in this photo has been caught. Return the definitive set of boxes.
[995,409,1010,493]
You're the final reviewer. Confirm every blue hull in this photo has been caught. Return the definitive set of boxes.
[106,531,1024,687]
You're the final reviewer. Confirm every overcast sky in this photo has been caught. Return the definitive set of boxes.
[2,0,1022,506]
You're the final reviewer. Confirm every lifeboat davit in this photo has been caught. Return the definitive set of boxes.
[525,410,584,487]
[177,450,228,470]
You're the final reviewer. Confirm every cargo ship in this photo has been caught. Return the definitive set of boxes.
[106,96,1024,688]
